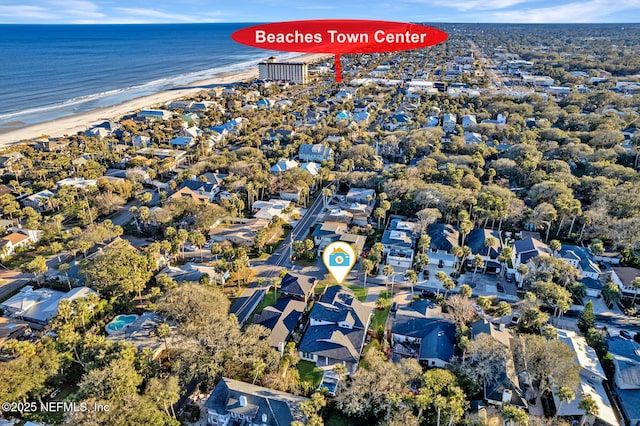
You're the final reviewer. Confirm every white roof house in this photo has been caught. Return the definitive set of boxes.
[270,159,299,173]
[0,286,96,325]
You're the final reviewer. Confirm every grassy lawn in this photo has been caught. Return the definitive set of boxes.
[371,306,390,331]
[297,360,323,388]
[346,285,367,302]
[253,288,278,316]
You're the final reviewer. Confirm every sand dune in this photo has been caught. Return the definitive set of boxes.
[0,54,329,147]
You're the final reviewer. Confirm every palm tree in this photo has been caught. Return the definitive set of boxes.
[361,259,374,288]
[497,246,513,278]
[435,271,448,295]
[383,265,394,295]
[471,254,484,284]
[578,395,599,425]
[555,386,575,419]
[549,239,562,256]
[405,269,418,299]
[58,263,72,290]
[156,323,172,361]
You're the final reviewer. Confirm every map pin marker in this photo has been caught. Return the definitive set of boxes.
[323,241,357,284]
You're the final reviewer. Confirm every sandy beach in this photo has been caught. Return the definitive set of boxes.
[0,53,329,147]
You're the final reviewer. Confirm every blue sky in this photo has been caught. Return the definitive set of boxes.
[0,0,639,24]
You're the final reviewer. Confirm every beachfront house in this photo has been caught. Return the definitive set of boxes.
[137,109,171,121]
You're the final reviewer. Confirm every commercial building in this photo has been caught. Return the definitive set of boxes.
[259,57,309,84]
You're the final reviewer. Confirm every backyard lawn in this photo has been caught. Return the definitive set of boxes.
[297,360,323,388]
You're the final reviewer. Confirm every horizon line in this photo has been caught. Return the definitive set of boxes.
[0,21,639,25]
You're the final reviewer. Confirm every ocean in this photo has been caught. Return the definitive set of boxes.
[0,23,290,131]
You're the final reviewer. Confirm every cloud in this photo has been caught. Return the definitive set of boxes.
[113,7,198,22]
[296,5,337,9]
[0,5,58,20]
[483,0,640,22]
[403,0,532,11]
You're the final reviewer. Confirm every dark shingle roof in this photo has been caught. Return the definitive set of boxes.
[419,321,456,363]
[253,298,306,348]
[312,286,371,329]
[514,237,551,264]
[428,223,459,252]
[204,377,308,426]
[180,180,216,193]
[467,228,502,258]
[298,325,365,365]
[279,273,315,300]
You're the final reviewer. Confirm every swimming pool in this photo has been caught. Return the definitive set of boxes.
[105,314,138,334]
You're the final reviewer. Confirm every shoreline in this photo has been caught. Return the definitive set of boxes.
[0,53,329,147]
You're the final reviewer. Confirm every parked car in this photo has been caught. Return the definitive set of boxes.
[505,276,513,283]
[497,282,505,292]
[511,312,521,325]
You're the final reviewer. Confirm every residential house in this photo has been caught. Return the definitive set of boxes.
[427,223,459,267]
[265,129,295,142]
[56,177,97,190]
[270,159,298,173]
[481,114,507,125]
[299,162,321,178]
[555,245,603,297]
[106,312,177,359]
[279,272,316,303]
[466,228,503,274]
[131,135,151,148]
[298,144,333,163]
[256,98,275,109]
[209,219,268,247]
[443,113,457,133]
[253,298,306,350]
[1,286,96,326]
[204,377,308,426]
[169,136,195,148]
[554,330,618,426]
[137,109,171,120]
[170,180,218,203]
[35,139,70,152]
[514,237,551,267]
[424,116,439,127]
[312,222,348,247]
[253,199,291,222]
[345,188,375,206]
[462,114,477,129]
[471,320,527,409]
[610,267,640,301]
[157,263,219,284]
[391,300,456,367]
[1,230,36,256]
[298,286,371,373]
[382,219,419,270]
[384,113,411,131]
[608,336,640,426]
[556,245,602,279]
[353,111,370,124]
[279,189,303,203]
[345,202,373,227]
[0,152,23,174]
[21,189,55,213]
[464,132,483,145]
[0,317,30,349]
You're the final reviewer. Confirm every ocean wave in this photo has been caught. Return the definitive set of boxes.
[0,50,298,125]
